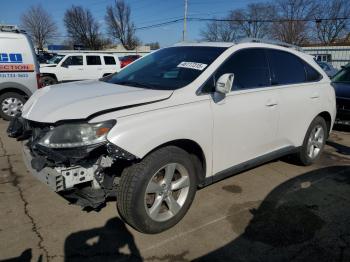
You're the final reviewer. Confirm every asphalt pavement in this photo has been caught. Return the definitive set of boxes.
[0,120,349,262]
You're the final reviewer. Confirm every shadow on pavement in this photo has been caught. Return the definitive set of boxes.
[64,217,142,262]
[0,249,32,262]
[327,141,350,155]
[195,165,350,262]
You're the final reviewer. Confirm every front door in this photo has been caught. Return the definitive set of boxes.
[59,55,85,81]
[210,48,280,174]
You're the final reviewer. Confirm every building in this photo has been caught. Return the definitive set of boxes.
[302,45,350,69]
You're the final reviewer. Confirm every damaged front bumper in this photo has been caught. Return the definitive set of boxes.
[9,116,137,210]
[22,145,112,192]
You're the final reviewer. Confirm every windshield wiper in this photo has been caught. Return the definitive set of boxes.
[114,81,156,89]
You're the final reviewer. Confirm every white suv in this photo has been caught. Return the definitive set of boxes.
[40,53,120,86]
[8,40,336,233]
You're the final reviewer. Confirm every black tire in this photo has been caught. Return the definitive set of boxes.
[41,75,57,87]
[0,92,26,121]
[297,116,327,166]
[117,146,197,234]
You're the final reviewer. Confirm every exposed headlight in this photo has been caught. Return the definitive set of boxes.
[37,120,116,148]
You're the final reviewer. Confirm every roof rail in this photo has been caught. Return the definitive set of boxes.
[238,38,303,52]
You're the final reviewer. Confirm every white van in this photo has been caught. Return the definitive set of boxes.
[0,28,41,120]
[40,53,121,86]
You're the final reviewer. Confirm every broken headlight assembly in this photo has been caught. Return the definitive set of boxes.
[37,120,116,148]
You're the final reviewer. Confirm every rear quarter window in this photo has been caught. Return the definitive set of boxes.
[104,56,116,65]
[305,62,322,81]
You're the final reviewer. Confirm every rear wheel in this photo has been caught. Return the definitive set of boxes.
[116,146,197,233]
[41,75,57,87]
[0,92,26,121]
[297,116,327,166]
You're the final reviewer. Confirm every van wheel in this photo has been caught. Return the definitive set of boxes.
[297,116,327,166]
[117,146,197,234]
[41,76,57,87]
[0,92,26,121]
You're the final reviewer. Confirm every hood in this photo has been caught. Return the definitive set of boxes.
[22,80,173,123]
[40,64,57,68]
[332,82,350,99]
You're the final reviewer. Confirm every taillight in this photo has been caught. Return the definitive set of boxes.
[121,61,127,68]
[36,73,42,89]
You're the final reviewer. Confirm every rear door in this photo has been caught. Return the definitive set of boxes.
[103,55,119,75]
[266,49,324,147]
[210,48,280,174]
[85,55,103,79]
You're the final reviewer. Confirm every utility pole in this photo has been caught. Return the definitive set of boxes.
[183,0,188,42]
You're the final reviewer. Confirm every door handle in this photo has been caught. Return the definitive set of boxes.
[310,93,320,99]
[265,100,278,107]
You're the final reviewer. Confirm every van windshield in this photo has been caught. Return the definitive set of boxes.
[103,46,226,90]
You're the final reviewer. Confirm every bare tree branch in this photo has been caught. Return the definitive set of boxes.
[20,5,57,50]
[64,5,108,50]
[105,0,139,50]
[271,0,318,45]
[200,16,237,42]
[230,3,276,39]
[314,0,350,44]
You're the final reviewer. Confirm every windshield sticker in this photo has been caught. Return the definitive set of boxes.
[177,62,207,71]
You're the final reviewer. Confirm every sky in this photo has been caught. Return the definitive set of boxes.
[0,0,265,47]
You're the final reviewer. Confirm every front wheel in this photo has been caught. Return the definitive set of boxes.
[297,116,327,166]
[116,146,197,234]
[41,76,57,87]
[0,92,26,121]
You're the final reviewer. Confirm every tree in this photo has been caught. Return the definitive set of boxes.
[314,0,350,44]
[64,5,107,50]
[105,0,139,50]
[271,0,318,45]
[229,3,276,39]
[200,17,237,42]
[20,5,57,50]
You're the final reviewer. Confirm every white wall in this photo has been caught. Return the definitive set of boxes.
[302,46,350,69]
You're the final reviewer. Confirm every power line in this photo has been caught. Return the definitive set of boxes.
[49,15,350,38]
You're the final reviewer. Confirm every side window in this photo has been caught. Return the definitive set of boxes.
[215,48,271,90]
[87,56,101,65]
[104,56,116,65]
[304,62,322,82]
[62,56,83,67]
[267,50,306,85]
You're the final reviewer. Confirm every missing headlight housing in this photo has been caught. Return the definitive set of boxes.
[37,120,116,148]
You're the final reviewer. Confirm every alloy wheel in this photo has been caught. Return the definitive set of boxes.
[307,124,325,159]
[144,163,190,222]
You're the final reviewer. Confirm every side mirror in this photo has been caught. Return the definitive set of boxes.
[215,73,234,94]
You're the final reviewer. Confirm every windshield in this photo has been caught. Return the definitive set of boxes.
[47,55,65,64]
[332,66,350,83]
[103,46,226,90]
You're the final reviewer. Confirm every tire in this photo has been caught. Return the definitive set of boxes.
[117,146,197,234]
[0,92,26,121]
[41,75,57,87]
[297,116,327,166]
